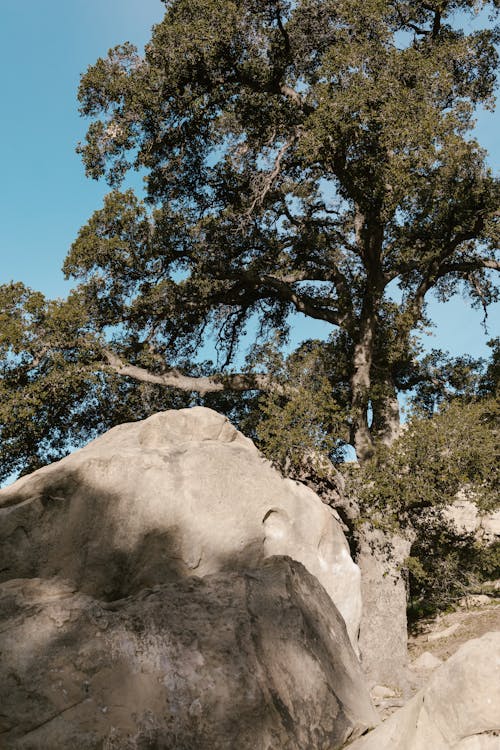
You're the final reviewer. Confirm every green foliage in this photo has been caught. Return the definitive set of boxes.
[0,283,191,484]
[350,397,499,526]
[247,340,348,473]
[408,337,500,414]
[343,394,499,618]
[407,533,500,622]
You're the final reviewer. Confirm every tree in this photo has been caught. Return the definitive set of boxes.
[0,283,192,483]
[1,1,499,477]
[67,0,499,460]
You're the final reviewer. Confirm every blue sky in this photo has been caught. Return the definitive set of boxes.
[0,1,498,362]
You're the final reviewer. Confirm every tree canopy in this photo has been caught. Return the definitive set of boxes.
[1,0,499,482]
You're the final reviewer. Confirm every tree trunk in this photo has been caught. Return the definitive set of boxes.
[350,314,377,463]
[371,378,401,447]
[356,524,415,694]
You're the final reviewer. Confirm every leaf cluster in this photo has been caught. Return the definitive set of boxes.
[248,339,349,473]
[348,396,499,529]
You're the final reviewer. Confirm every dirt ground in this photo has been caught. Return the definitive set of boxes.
[408,599,500,663]
[370,598,500,716]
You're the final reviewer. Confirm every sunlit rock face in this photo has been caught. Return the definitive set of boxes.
[0,406,361,646]
[346,632,500,750]
[0,559,378,750]
[442,496,500,544]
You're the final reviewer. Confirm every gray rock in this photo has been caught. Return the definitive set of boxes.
[482,509,500,542]
[0,557,378,750]
[410,652,443,672]
[443,496,500,544]
[0,407,361,646]
[345,632,500,750]
[442,498,480,535]
[371,685,397,700]
[453,735,500,749]
[459,594,493,608]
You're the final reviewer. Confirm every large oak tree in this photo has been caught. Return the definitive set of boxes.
[1,0,499,481]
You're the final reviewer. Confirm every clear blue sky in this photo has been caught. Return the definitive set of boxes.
[0,1,498,361]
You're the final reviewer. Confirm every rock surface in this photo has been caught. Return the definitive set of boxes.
[410,652,443,672]
[0,407,361,645]
[408,602,500,667]
[0,557,378,750]
[443,497,500,543]
[345,632,500,750]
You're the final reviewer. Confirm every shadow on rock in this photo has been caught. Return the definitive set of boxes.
[0,407,362,646]
[0,557,377,750]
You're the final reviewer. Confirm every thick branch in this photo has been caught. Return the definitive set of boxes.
[279,83,303,106]
[247,136,296,214]
[103,350,272,395]
[438,258,500,275]
[394,2,431,36]
[401,254,499,330]
[237,271,346,325]
[277,202,357,307]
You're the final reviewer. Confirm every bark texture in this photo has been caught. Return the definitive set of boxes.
[357,525,414,693]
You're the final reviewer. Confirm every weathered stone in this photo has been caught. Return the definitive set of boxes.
[443,496,500,544]
[345,632,500,750]
[442,498,480,535]
[459,594,493,608]
[482,509,500,542]
[371,685,397,700]
[0,407,361,646]
[453,735,500,749]
[410,652,443,672]
[0,558,378,750]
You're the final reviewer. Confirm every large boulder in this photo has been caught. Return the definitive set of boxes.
[345,631,500,750]
[0,407,361,645]
[0,557,378,750]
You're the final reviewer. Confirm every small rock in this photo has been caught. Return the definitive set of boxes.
[411,651,443,671]
[481,580,500,592]
[371,685,397,700]
[188,699,202,718]
[428,622,461,641]
[459,594,492,608]
[347,632,500,750]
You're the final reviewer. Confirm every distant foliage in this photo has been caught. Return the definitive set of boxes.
[0,283,192,483]
[343,394,499,618]
[352,397,499,525]
[407,529,500,622]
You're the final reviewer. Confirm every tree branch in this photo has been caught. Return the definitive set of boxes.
[437,258,500,275]
[233,270,346,325]
[247,136,296,214]
[103,350,272,395]
[394,2,431,36]
[400,254,499,330]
